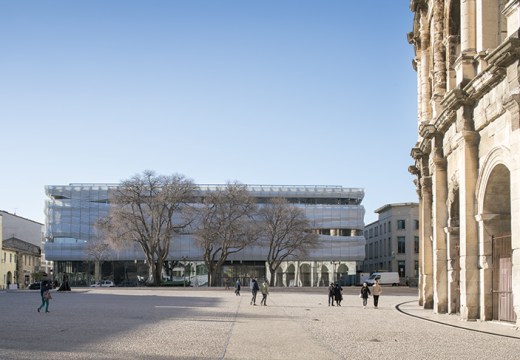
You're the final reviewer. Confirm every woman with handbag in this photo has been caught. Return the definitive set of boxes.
[38,281,52,313]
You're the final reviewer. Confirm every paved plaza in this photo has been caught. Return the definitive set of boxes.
[1,287,519,359]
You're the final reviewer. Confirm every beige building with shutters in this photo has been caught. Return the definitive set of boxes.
[363,203,419,285]
[409,0,520,324]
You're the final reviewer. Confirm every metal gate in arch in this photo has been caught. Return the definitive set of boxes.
[492,235,516,323]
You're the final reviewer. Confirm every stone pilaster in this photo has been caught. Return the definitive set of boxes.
[456,0,477,86]
[432,135,448,314]
[459,129,480,320]
[420,175,434,309]
[419,9,432,121]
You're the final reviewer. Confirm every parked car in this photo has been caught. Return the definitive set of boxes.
[90,280,115,288]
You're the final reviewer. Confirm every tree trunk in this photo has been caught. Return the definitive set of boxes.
[154,262,163,286]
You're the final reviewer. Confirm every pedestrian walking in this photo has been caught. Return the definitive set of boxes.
[37,281,52,313]
[260,279,269,306]
[360,282,371,308]
[334,282,343,306]
[372,280,382,308]
[235,279,241,296]
[250,278,259,305]
[328,283,335,306]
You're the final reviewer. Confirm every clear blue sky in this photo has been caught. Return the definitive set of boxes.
[1,1,417,225]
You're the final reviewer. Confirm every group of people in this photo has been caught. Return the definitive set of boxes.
[328,282,343,306]
[328,280,383,308]
[234,278,269,306]
[360,280,382,308]
[236,277,383,309]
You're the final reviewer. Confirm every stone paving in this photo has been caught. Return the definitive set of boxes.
[0,287,518,359]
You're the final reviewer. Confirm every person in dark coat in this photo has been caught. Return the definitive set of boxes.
[328,283,335,306]
[250,278,259,305]
[235,279,241,296]
[360,282,371,308]
[334,283,343,306]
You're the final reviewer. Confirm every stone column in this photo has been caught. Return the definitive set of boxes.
[432,136,448,313]
[445,225,461,314]
[456,0,477,85]
[432,0,446,118]
[421,175,434,309]
[420,11,432,122]
[458,127,480,320]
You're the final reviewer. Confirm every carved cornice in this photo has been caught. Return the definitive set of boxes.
[441,88,469,110]
[419,123,437,139]
[410,147,423,160]
[485,37,520,68]
[410,0,428,13]
[408,165,420,175]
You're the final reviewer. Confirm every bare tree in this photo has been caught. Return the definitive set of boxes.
[258,198,319,286]
[84,237,111,282]
[96,170,196,285]
[195,182,260,287]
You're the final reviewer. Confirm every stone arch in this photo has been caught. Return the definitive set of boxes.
[319,264,329,287]
[286,264,296,287]
[300,263,312,287]
[337,264,349,286]
[275,267,283,287]
[476,147,514,321]
[6,271,13,288]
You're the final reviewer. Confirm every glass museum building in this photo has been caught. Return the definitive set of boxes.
[44,183,366,287]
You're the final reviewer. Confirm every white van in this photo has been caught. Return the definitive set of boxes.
[365,272,400,286]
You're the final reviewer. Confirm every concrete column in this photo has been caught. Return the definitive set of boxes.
[421,176,434,309]
[311,262,315,287]
[459,128,480,320]
[432,139,448,313]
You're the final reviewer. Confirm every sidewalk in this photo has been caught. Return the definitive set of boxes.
[396,299,520,339]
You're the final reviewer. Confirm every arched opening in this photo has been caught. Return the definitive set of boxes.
[337,264,350,286]
[286,264,296,287]
[300,264,312,287]
[275,267,283,287]
[481,164,514,322]
[320,265,329,287]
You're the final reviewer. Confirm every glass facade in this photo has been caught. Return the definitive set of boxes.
[44,183,366,285]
